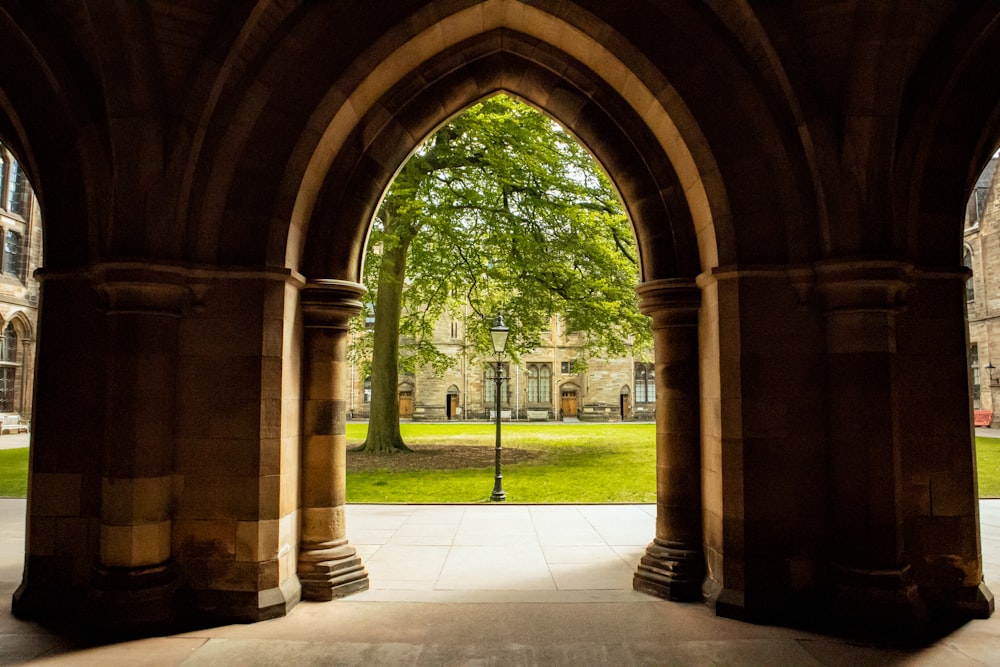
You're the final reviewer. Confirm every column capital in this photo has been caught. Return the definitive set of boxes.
[93,263,191,316]
[302,280,366,328]
[814,259,914,313]
[635,278,700,323]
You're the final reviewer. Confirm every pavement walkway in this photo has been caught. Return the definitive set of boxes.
[0,432,28,451]
[1,500,999,665]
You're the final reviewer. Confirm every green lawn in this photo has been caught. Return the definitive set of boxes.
[977,436,1000,497]
[0,448,28,497]
[0,430,998,501]
[345,422,657,503]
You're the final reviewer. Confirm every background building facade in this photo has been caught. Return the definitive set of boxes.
[966,155,1000,417]
[0,144,40,421]
[350,313,656,422]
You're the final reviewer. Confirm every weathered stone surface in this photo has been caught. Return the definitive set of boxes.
[5,0,996,639]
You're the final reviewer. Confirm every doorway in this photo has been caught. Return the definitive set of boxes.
[561,386,578,419]
[399,383,414,419]
[446,386,460,420]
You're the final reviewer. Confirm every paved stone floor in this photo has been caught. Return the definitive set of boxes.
[1,500,998,665]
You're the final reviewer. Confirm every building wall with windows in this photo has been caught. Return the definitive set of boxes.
[349,312,654,422]
[965,156,1000,416]
[0,145,40,419]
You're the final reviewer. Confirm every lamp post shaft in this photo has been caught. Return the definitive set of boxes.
[491,355,506,501]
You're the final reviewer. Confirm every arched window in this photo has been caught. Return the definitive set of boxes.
[965,247,975,302]
[0,324,16,411]
[3,230,21,278]
[6,160,28,217]
[539,365,551,405]
[635,362,655,403]
[0,324,16,362]
[525,363,552,405]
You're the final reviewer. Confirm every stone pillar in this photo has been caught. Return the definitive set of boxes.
[89,265,189,630]
[816,260,925,632]
[297,280,369,600]
[633,278,704,601]
[895,268,993,620]
[12,271,105,622]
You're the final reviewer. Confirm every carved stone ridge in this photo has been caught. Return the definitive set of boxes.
[635,278,700,320]
[302,279,367,328]
[699,264,816,307]
[93,264,191,316]
[814,259,914,313]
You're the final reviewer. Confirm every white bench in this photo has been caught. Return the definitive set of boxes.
[489,410,512,421]
[1,414,28,434]
[526,409,549,421]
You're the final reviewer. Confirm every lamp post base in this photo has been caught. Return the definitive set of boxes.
[490,476,506,502]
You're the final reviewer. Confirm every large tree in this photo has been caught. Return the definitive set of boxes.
[355,95,649,453]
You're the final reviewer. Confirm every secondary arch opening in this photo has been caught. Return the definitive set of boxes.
[345,93,656,504]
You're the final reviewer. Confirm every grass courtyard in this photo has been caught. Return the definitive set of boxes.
[345,422,657,503]
[0,425,998,500]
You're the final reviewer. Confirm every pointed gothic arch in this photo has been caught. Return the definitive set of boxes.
[1,1,994,637]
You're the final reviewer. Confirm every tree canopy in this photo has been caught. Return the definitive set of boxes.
[353,94,650,453]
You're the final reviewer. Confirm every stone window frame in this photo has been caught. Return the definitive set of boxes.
[971,343,982,402]
[525,362,552,406]
[0,323,17,412]
[635,362,656,404]
[3,229,22,279]
[964,245,975,302]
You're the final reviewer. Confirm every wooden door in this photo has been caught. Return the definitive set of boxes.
[561,391,577,418]
[447,394,459,420]
[399,391,413,418]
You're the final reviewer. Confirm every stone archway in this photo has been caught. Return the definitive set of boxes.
[4,1,996,636]
[285,6,729,612]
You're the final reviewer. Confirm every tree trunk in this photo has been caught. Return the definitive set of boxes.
[361,218,413,453]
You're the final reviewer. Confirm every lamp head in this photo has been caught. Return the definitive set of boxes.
[490,313,509,355]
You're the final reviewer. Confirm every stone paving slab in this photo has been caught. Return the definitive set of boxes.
[1,501,999,665]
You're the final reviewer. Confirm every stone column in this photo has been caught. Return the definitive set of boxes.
[816,259,925,631]
[297,280,369,600]
[89,265,189,630]
[633,278,704,601]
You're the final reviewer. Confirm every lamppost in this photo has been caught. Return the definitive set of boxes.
[490,313,509,502]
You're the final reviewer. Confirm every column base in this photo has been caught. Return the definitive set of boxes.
[702,576,747,620]
[298,540,369,601]
[829,563,928,635]
[12,555,83,622]
[632,539,705,602]
[182,575,301,624]
[86,562,178,635]
[924,580,994,621]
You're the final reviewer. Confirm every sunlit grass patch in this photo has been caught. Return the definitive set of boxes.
[1,431,997,502]
[0,447,27,497]
[977,437,1000,498]
[346,422,656,503]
